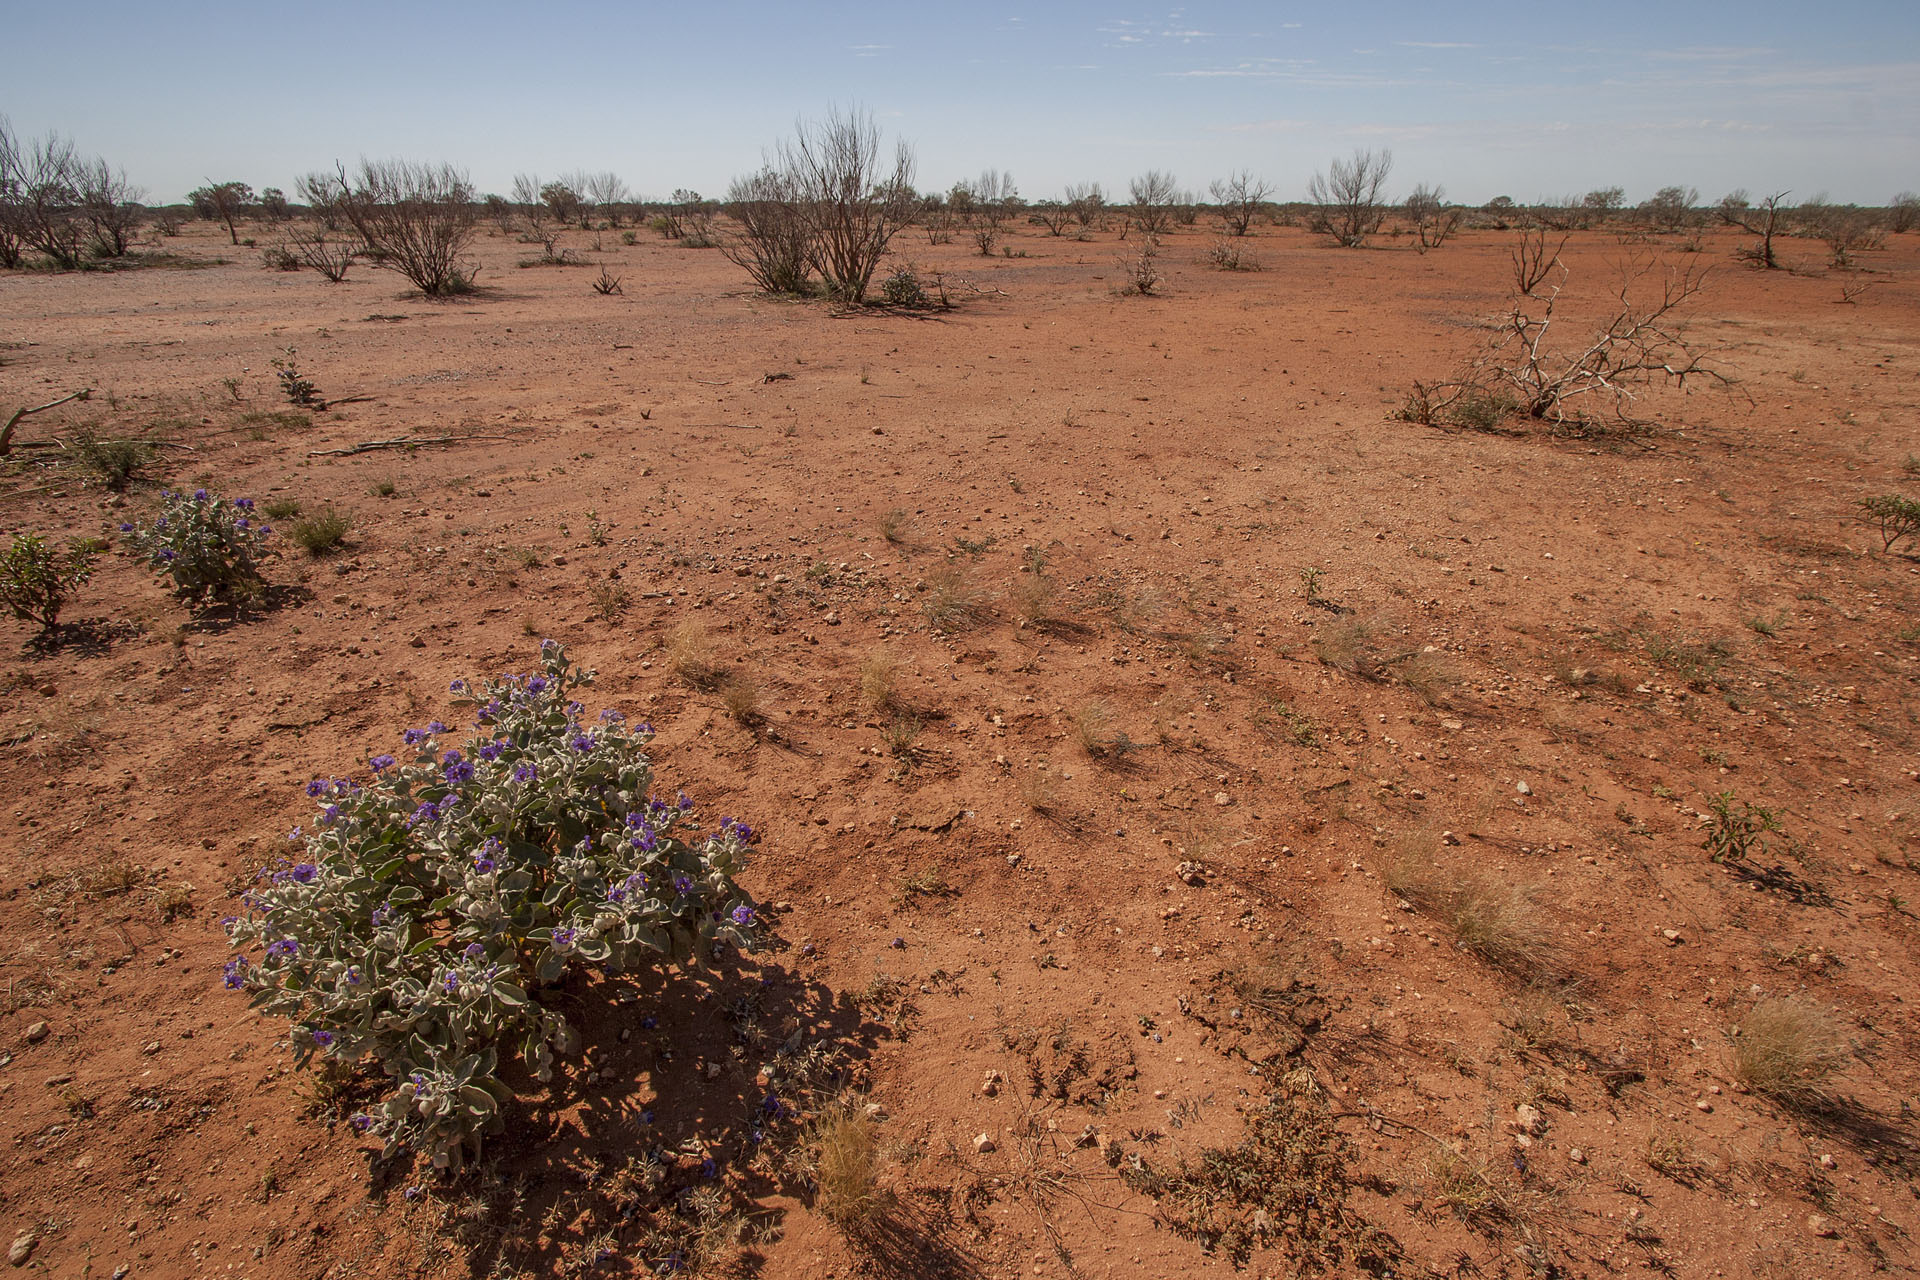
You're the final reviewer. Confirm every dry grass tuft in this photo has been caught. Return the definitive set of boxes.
[921,565,991,633]
[1730,995,1849,1106]
[859,648,899,713]
[1395,650,1460,705]
[665,619,722,689]
[807,1105,889,1229]
[1313,617,1390,679]
[1008,571,1059,628]
[720,674,762,730]
[876,507,915,549]
[1386,851,1566,982]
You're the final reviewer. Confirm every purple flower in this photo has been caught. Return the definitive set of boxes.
[630,828,657,853]
[236,518,250,530]
[599,708,624,723]
[222,956,249,989]
[478,741,505,761]
[640,1016,657,1030]
[320,805,341,826]
[473,856,495,874]
[730,904,755,928]
[449,679,468,694]
[464,942,486,959]
[570,733,594,753]
[443,972,461,995]
[193,488,209,502]
[733,823,753,843]
[444,760,475,785]
[266,938,299,959]
[513,762,538,784]
[673,875,695,897]
[552,927,578,949]
[311,1028,334,1047]
[259,525,272,535]
[406,801,438,828]
[371,903,393,926]
[677,793,693,810]
[350,1113,373,1134]
[236,498,254,511]
[118,522,133,532]
[159,549,176,561]
[306,779,329,797]
[402,728,427,746]
[526,676,548,694]
[369,754,395,772]
[427,721,448,735]
[290,863,317,884]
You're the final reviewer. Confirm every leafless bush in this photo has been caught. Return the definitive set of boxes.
[582,171,630,226]
[509,173,546,232]
[1719,189,1790,269]
[1407,255,1728,433]
[722,167,812,295]
[1036,200,1074,236]
[287,225,355,281]
[781,107,916,303]
[1065,181,1105,228]
[1404,183,1460,253]
[1798,197,1884,268]
[1,123,88,268]
[1204,236,1259,271]
[1210,170,1272,236]
[78,159,143,258]
[1307,149,1392,247]
[1891,191,1920,234]
[350,159,478,295]
[962,168,1018,256]
[1129,170,1177,236]
[1510,226,1568,296]
[189,180,252,245]
[296,167,352,232]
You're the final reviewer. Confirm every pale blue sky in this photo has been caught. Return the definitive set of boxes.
[5,1,1915,205]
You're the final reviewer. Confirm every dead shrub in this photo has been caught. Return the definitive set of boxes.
[720,674,762,730]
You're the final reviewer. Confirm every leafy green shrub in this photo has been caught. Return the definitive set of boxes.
[879,265,929,308]
[1,532,96,631]
[126,488,273,602]
[287,505,352,555]
[222,641,763,1169]
[1859,493,1920,551]
[1702,791,1784,863]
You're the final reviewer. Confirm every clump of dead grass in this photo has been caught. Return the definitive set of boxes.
[1730,995,1849,1107]
[859,647,899,713]
[720,674,762,731]
[1386,848,1567,982]
[921,565,991,633]
[806,1105,890,1230]
[665,619,722,689]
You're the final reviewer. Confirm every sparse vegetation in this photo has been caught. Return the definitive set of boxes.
[1307,149,1393,247]
[921,565,989,633]
[1387,853,1566,982]
[1,532,95,632]
[1859,493,1920,551]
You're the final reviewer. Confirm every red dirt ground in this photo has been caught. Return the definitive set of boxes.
[2,216,1917,1279]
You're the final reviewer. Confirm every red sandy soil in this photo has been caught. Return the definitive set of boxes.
[1,215,1917,1280]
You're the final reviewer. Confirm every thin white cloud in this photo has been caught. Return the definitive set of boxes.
[1395,41,1478,49]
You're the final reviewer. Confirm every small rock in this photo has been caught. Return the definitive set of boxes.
[1513,1104,1546,1137]
[1569,1147,1586,1164]
[1695,1099,1713,1113]
[1818,1153,1836,1169]
[1808,1213,1837,1238]
[982,1071,1002,1097]
[1662,929,1684,946]
[23,1022,48,1044]
[7,1233,35,1266]
[1515,780,1532,796]
[1440,830,1460,846]
[1213,792,1231,806]
[972,1132,996,1155]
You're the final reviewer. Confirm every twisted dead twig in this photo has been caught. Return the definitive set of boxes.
[1,389,92,456]
[306,432,519,457]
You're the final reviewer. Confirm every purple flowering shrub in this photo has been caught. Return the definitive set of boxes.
[127,488,273,601]
[224,640,762,1169]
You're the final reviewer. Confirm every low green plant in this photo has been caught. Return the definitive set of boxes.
[288,506,352,555]
[1859,493,1920,551]
[270,347,324,409]
[879,265,930,308]
[1,532,96,631]
[222,641,762,1169]
[64,428,153,491]
[126,489,273,603]
[1701,791,1784,864]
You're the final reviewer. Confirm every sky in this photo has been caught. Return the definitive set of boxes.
[4,1,1916,206]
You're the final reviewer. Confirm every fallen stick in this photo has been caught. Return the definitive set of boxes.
[1,389,92,456]
[306,432,519,458]
[13,437,197,453]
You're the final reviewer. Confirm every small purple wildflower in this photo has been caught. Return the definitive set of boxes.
[730,904,756,928]
[673,875,694,897]
[552,927,578,949]
[443,972,461,995]
[570,733,594,752]
[118,522,133,532]
[464,942,486,959]
[193,488,209,502]
[478,740,505,761]
[513,762,538,784]
[427,720,448,734]
[369,754,395,772]
[311,1028,335,1047]
[266,938,299,959]
[290,863,317,884]
[222,956,249,989]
